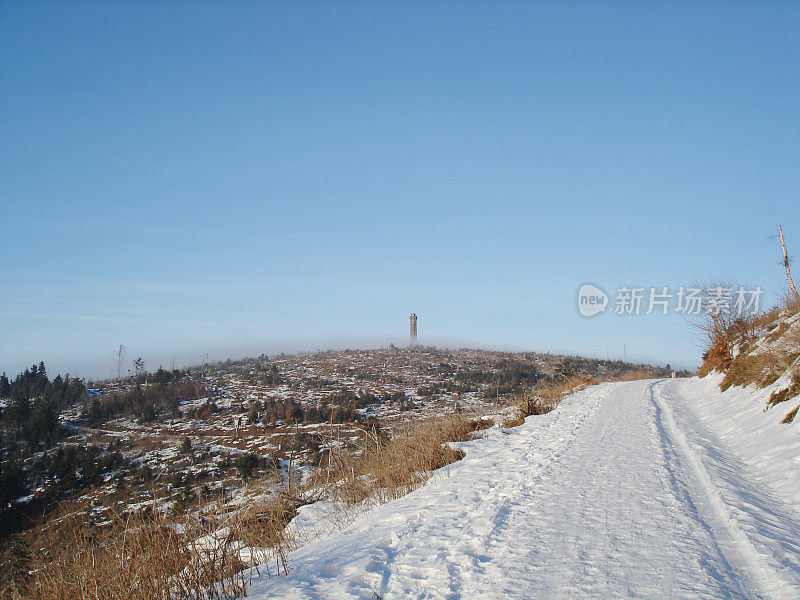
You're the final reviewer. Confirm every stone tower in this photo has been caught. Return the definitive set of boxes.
[409,313,417,346]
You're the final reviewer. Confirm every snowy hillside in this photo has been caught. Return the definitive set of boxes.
[247,378,800,600]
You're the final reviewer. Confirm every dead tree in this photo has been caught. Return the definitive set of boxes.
[779,225,800,304]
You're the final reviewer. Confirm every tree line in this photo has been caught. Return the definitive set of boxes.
[0,362,86,448]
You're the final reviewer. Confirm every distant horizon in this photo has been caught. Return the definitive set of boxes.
[2,330,690,383]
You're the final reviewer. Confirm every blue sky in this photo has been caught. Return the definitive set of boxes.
[1,1,799,379]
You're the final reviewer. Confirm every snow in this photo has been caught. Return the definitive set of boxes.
[673,373,800,502]
[245,378,800,599]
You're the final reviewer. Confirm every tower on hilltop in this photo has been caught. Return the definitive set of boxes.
[410,313,418,347]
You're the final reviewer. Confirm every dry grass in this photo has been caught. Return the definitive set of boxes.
[3,414,488,598]
[720,352,787,391]
[696,299,789,380]
[3,488,320,600]
[691,296,800,422]
[765,320,791,344]
[501,375,599,427]
[503,369,664,428]
[611,368,658,382]
[500,414,526,428]
[727,307,783,348]
[768,369,800,407]
[696,288,799,381]
[537,375,599,403]
[702,304,800,418]
[468,417,495,432]
[781,404,799,424]
[779,289,800,316]
[318,415,477,505]
[229,492,316,578]
[713,308,800,395]
[5,509,249,600]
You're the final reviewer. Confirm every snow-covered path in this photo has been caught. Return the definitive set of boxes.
[247,379,800,599]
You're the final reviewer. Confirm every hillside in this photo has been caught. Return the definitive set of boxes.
[699,303,800,424]
[4,341,794,599]
[246,377,800,599]
[0,347,668,593]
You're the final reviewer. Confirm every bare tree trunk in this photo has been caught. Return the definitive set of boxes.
[779,225,800,303]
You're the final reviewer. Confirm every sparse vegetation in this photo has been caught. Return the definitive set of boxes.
[0,346,677,596]
[697,282,800,406]
[691,229,800,408]
[719,352,786,391]
[503,368,663,428]
[694,276,800,413]
[503,375,598,427]
[768,370,800,406]
[4,509,249,600]
[1,412,488,599]
[314,415,478,505]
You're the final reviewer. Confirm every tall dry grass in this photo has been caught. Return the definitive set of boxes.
[504,369,662,428]
[768,368,800,407]
[4,415,487,599]
[719,352,790,391]
[609,368,659,382]
[315,415,477,505]
[5,487,328,600]
[502,375,599,427]
[6,509,249,600]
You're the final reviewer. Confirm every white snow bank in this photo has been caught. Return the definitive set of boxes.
[675,373,800,502]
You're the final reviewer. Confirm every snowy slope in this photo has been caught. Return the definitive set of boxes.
[246,379,800,600]
[673,373,800,502]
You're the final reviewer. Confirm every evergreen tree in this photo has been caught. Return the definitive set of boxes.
[88,399,103,425]
[0,454,26,507]
[0,373,10,398]
[234,453,259,482]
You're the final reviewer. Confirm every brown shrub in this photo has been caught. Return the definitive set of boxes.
[698,335,732,377]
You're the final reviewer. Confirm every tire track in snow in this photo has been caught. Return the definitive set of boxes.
[651,380,798,600]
